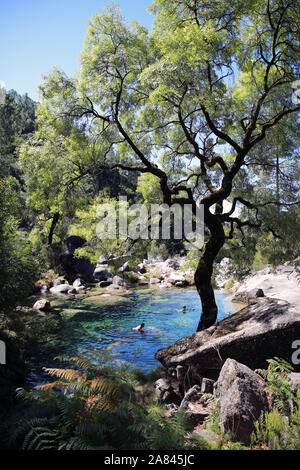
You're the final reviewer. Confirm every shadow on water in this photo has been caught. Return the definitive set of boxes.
[28,288,240,385]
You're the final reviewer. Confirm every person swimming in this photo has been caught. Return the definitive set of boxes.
[133,323,145,332]
[176,305,187,313]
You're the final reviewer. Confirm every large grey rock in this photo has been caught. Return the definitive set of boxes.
[180,385,211,424]
[180,385,202,409]
[113,275,127,287]
[49,236,96,282]
[106,284,124,292]
[73,278,85,289]
[50,284,73,295]
[93,266,112,281]
[137,263,146,274]
[168,273,186,285]
[40,285,49,294]
[52,277,66,287]
[176,365,185,384]
[98,280,112,288]
[249,288,265,298]
[166,259,180,269]
[288,373,300,393]
[118,261,130,273]
[155,299,300,372]
[201,378,215,394]
[214,359,269,444]
[154,378,181,405]
[150,278,161,285]
[33,299,51,312]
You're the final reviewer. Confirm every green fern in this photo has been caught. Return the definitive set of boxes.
[251,391,300,450]
[256,357,294,414]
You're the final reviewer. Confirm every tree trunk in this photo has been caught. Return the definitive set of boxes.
[48,213,59,246]
[195,209,225,331]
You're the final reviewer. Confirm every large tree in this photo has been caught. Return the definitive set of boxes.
[38,0,299,330]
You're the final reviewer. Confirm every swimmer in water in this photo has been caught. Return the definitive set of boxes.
[133,322,145,332]
[176,305,187,313]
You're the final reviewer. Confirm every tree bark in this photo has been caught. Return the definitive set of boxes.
[195,208,225,331]
[48,213,60,246]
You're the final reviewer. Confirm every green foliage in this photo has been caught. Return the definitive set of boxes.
[16,0,300,282]
[147,240,169,260]
[68,195,149,264]
[256,357,294,415]
[0,176,41,310]
[251,392,300,450]
[140,405,211,450]
[137,173,163,206]
[250,358,300,450]
[0,90,35,179]
[3,357,214,451]
[204,397,222,435]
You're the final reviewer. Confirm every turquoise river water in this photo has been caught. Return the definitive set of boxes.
[29,287,240,384]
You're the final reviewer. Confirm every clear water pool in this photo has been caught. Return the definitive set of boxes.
[29,287,239,383]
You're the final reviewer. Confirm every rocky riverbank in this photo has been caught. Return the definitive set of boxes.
[150,258,300,444]
[6,251,300,445]
[36,255,196,298]
[216,257,300,306]
[153,356,300,445]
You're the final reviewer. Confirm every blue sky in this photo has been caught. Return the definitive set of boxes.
[0,0,153,101]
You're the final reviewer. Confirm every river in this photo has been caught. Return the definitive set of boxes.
[28,287,241,384]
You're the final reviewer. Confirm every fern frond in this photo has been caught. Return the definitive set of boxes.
[35,382,58,392]
[42,367,84,382]
[69,357,97,371]
[89,377,121,397]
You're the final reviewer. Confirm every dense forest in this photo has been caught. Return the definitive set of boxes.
[1,0,300,453]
